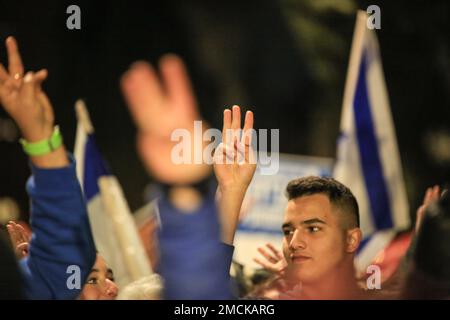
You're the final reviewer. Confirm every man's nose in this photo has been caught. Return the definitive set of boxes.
[289,229,306,251]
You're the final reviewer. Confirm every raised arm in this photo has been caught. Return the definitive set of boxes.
[0,36,96,299]
[214,105,257,245]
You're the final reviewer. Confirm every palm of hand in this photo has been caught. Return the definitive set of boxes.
[214,143,256,190]
[6,221,31,259]
[254,243,287,276]
[0,37,53,141]
[213,106,256,191]
[122,55,211,184]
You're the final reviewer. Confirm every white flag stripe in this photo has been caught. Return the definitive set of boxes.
[99,177,153,280]
[86,195,132,286]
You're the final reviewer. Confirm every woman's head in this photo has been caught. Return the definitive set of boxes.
[79,254,118,300]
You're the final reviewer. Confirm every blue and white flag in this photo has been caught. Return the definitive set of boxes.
[74,100,152,288]
[334,11,410,241]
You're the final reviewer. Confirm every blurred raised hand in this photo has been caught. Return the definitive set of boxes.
[121,55,210,184]
[415,185,441,233]
[6,221,31,259]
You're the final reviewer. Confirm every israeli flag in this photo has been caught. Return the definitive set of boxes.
[334,11,410,243]
[74,100,152,288]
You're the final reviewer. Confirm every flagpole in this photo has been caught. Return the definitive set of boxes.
[75,99,94,134]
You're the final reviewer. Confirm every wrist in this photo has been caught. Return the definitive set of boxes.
[29,145,68,168]
[19,125,69,168]
[21,125,54,143]
[159,173,216,197]
[219,183,249,195]
[20,125,63,157]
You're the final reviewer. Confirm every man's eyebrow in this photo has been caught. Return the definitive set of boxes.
[282,222,293,229]
[90,268,99,273]
[106,268,114,274]
[301,218,326,225]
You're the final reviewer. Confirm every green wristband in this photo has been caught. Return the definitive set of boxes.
[19,126,63,156]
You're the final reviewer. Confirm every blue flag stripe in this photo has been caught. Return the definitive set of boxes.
[83,134,110,201]
[353,50,394,230]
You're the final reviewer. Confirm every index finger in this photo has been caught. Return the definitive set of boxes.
[266,243,283,260]
[222,109,231,144]
[7,222,19,245]
[15,223,28,243]
[6,37,24,77]
[159,54,197,114]
[241,110,254,146]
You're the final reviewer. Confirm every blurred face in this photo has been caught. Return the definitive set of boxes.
[282,194,349,285]
[79,255,118,300]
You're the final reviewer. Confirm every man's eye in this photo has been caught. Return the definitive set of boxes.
[283,229,293,236]
[87,278,98,285]
[307,226,321,233]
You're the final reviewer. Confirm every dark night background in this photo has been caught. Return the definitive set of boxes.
[0,0,449,223]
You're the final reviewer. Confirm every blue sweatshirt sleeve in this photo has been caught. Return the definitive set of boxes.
[19,154,96,299]
[156,182,235,299]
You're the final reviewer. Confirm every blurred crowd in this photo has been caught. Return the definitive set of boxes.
[0,34,449,300]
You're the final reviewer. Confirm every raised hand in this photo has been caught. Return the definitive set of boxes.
[6,221,31,259]
[213,105,257,244]
[214,105,256,191]
[0,37,52,142]
[121,55,210,184]
[121,55,199,138]
[253,243,287,276]
[0,36,67,167]
[415,185,441,233]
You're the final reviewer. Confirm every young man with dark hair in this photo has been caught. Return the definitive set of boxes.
[280,176,363,299]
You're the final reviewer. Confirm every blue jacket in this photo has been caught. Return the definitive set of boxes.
[19,155,96,299]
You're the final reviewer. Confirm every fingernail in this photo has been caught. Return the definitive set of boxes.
[24,72,33,82]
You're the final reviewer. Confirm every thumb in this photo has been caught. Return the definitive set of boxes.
[34,69,48,91]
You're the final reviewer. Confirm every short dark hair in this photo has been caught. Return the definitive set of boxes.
[285,176,360,229]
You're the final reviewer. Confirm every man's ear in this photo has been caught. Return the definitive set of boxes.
[346,228,362,253]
